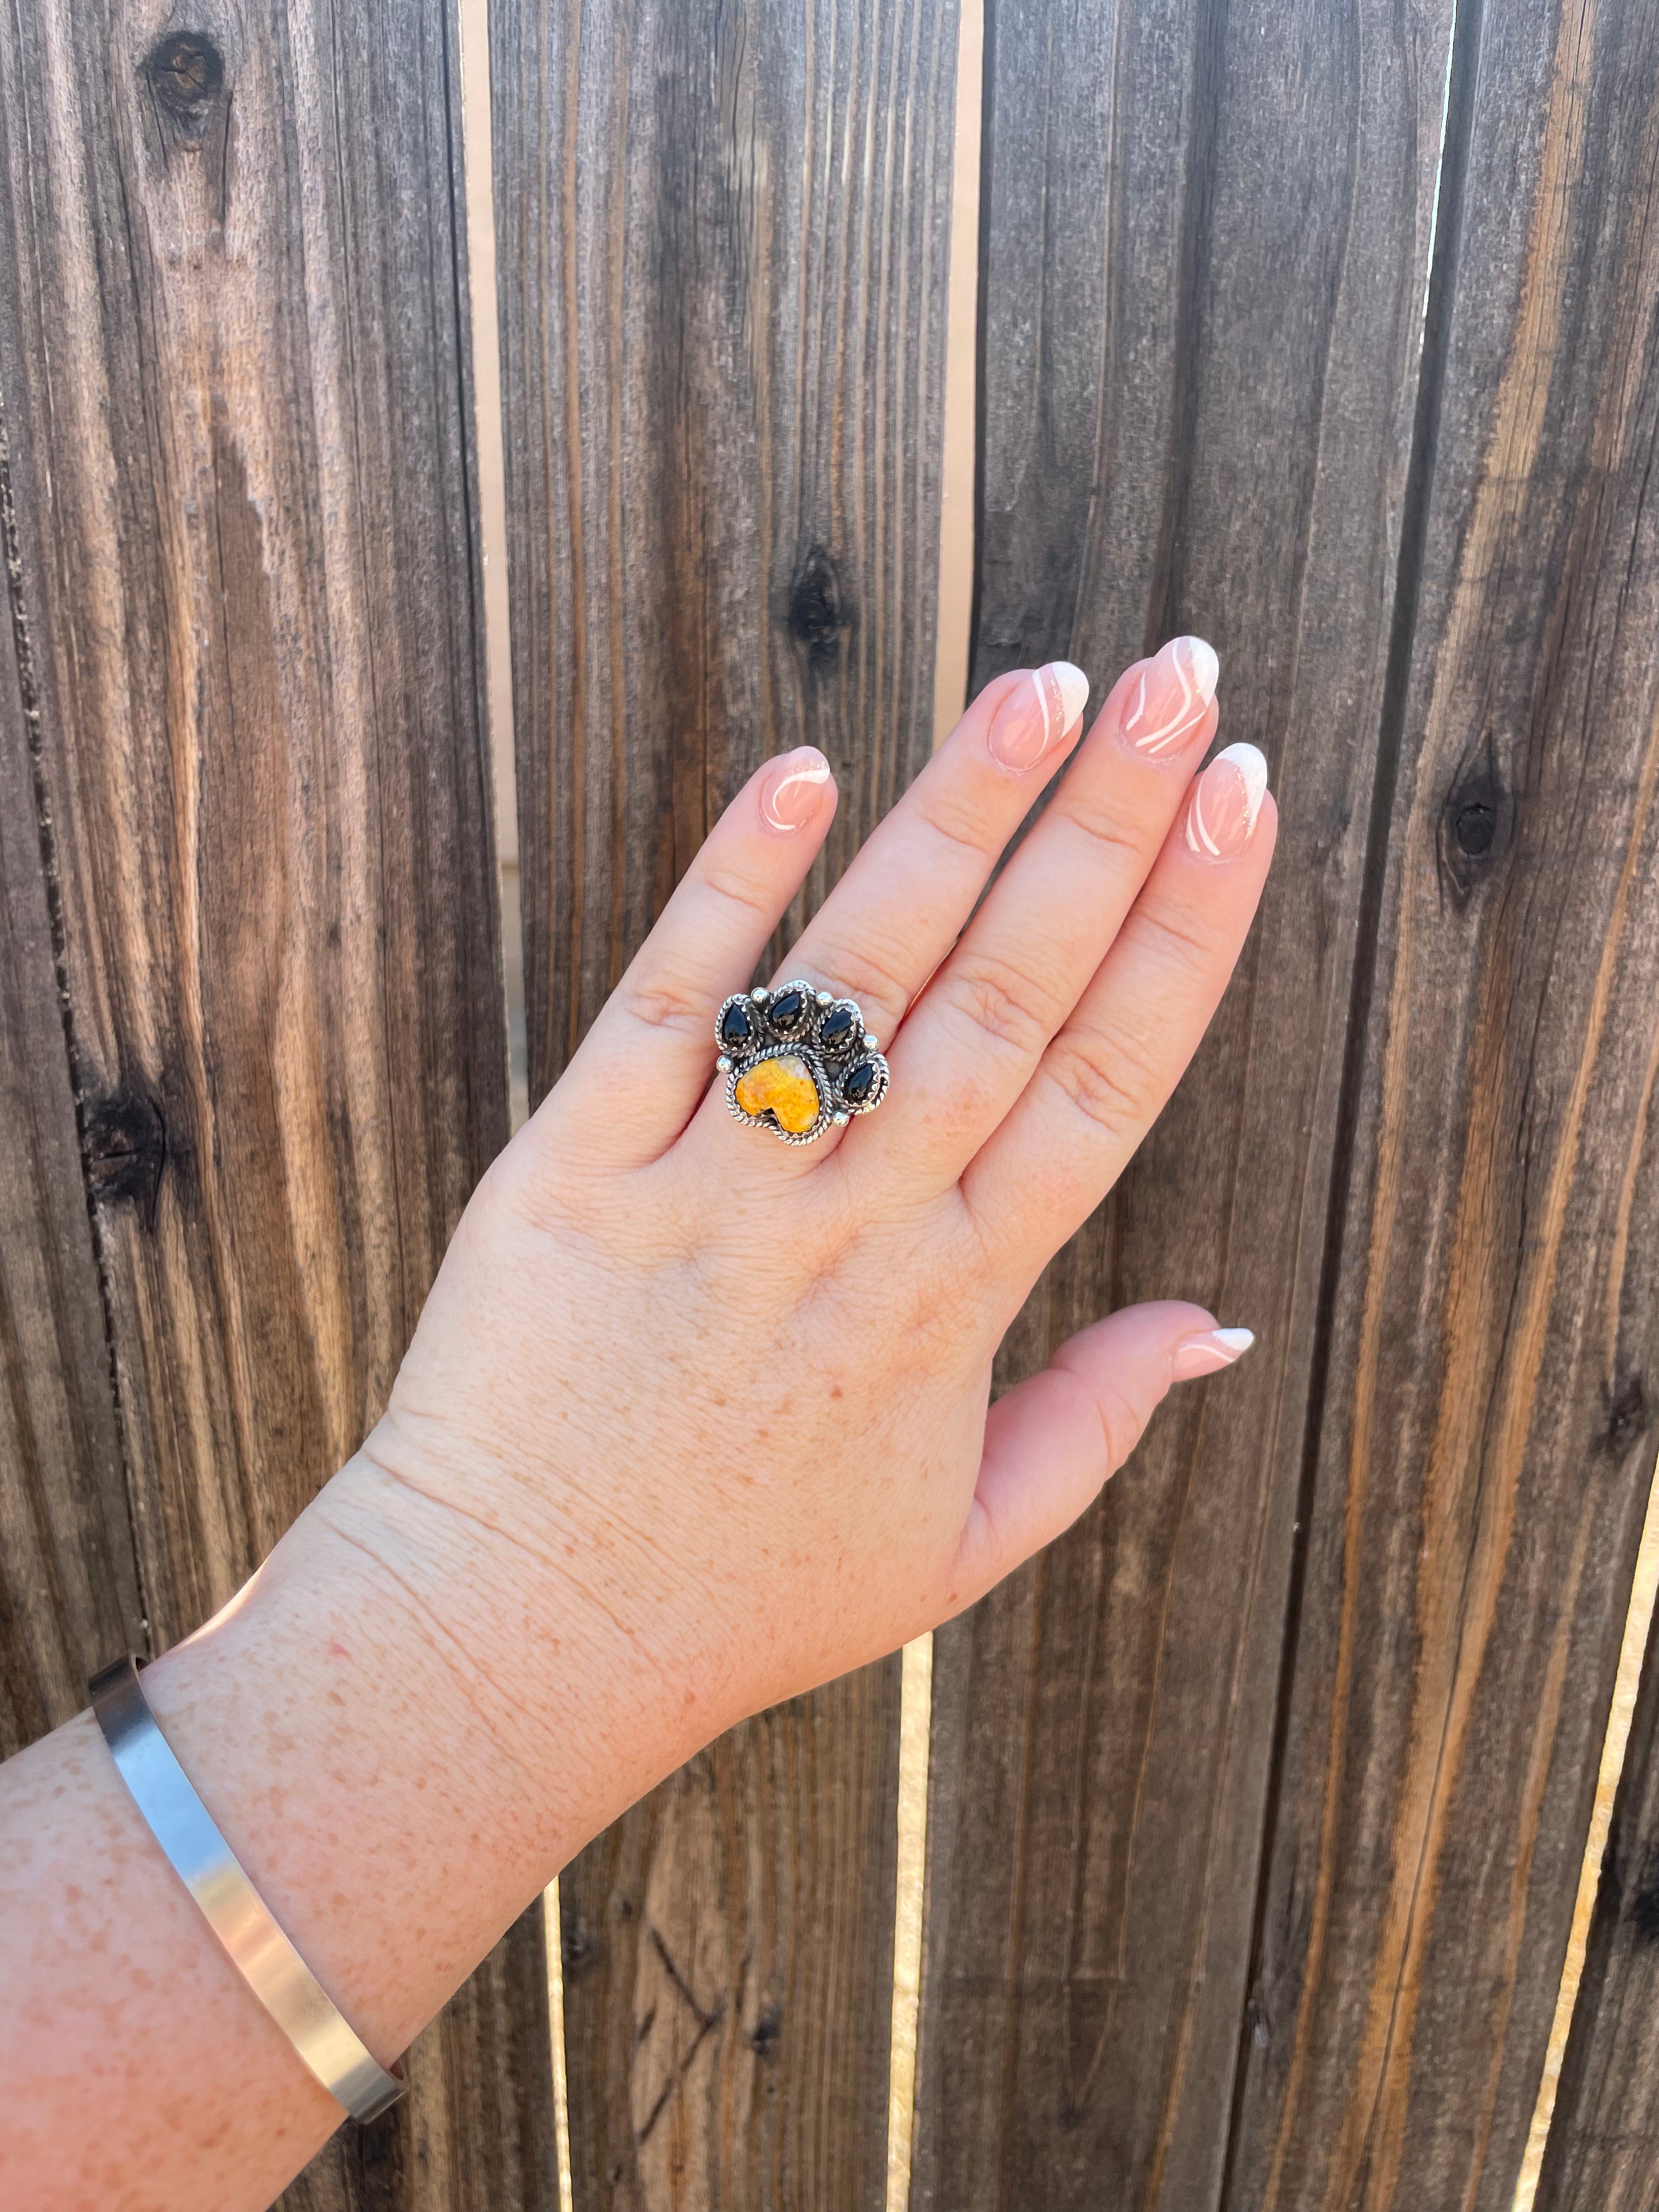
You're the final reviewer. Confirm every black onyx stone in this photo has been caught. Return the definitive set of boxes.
[769,988,806,1030]
[843,1059,878,1104]
[819,1005,856,1049]
[720,1002,752,1046]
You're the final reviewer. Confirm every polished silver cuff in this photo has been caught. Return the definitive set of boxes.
[89,1655,405,2124]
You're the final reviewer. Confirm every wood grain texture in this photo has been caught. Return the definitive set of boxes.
[913,2,1456,2204]
[1535,1576,1659,2211]
[558,1678,901,2211]
[0,403,144,1754]
[1225,2,1659,2205]
[284,1905,558,2212]
[491,0,957,2200]
[0,0,555,2203]
[916,4,1477,2212]
[0,0,506,1640]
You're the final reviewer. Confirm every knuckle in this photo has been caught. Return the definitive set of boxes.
[914,784,1000,867]
[1058,789,1153,871]
[944,950,1055,1061]
[800,933,916,1029]
[618,972,712,1041]
[698,854,776,922]
[1043,1023,1161,1144]
[1092,1374,1148,1474]
[1130,896,1227,973]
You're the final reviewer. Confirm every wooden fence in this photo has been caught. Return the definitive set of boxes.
[4,1,1659,2208]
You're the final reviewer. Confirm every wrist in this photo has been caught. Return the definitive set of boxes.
[136,1448,689,2063]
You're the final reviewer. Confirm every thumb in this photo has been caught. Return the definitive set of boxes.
[944,1301,1256,1613]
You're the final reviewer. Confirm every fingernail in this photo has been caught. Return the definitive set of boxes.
[1184,742,1269,860]
[1172,1326,1255,1381]
[1121,635,1220,758]
[986,661,1090,774]
[759,746,833,832]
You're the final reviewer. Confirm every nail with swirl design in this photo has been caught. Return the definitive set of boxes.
[1184,742,1269,862]
[1121,634,1220,758]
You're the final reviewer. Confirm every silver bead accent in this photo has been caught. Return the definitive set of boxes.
[832,1111,850,1126]
[863,1031,878,1048]
[751,985,769,1002]
[716,1055,733,1073]
[816,989,832,1006]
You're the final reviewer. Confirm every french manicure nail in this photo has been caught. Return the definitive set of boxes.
[1122,635,1220,758]
[1184,742,1269,860]
[1172,1325,1255,1381]
[986,661,1090,774]
[760,746,833,832]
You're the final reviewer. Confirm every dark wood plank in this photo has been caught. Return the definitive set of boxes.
[0,0,554,2203]
[284,1905,559,2212]
[914,2,1457,2205]
[558,1677,901,2210]
[1224,3,1659,2205]
[491,0,957,2200]
[0,403,145,1756]
[1536,1577,1659,2212]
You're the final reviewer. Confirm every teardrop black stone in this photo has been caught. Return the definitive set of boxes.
[819,1005,856,1049]
[720,1002,752,1046]
[769,988,806,1030]
[843,1059,877,1103]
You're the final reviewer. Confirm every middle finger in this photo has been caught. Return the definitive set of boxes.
[855,633,1221,1188]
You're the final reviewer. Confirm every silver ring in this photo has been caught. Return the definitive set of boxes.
[715,980,890,1144]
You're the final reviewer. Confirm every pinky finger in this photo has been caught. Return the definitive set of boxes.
[940,1302,1255,1613]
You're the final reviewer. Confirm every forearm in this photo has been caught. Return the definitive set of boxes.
[0,1449,706,2212]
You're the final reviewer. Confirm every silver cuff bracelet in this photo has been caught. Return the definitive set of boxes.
[89,1655,406,2124]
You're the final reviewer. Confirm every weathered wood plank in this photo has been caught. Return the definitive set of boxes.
[0,404,145,1756]
[914,2,1455,2205]
[284,1904,559,2212]
[1226,3,1659,2205]
[0,0,554,2203]
[1535,1558,1659,2212]
[492,0,957,2200]
[558,1676,901,2211]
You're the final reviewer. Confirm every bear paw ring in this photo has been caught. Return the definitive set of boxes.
[715,981,890,1144]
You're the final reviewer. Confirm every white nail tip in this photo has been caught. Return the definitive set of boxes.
[1212,1327,1255,1356]
[1049,661,1090,732]
[1215,741,1269,831]
[1178,635,1220,704]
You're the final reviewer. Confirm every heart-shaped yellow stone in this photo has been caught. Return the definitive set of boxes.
[734,1053,820,1135]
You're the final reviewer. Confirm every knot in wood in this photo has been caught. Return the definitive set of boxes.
[1438,761,1511,900]
[1629,1841,1659,1945]
[145,32,225,131]
[84,1090,167,1225]
[1606,1373,1650,1458]
[561,1918,600,1980]
[787,543,850,666]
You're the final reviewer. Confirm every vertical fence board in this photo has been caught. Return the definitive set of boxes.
[0,0,556,2205]
[1536,1544,1659,2212]
[0,412,144,1755]
[914,2,1455,2205]
[1226,3,1659,2205]
[491,0,957,2202]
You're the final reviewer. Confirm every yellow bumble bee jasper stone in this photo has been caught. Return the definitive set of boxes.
[734,1053,820,1135]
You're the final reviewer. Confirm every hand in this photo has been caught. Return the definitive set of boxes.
[352,635,1276,1782]
[0,640,1277,2212]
